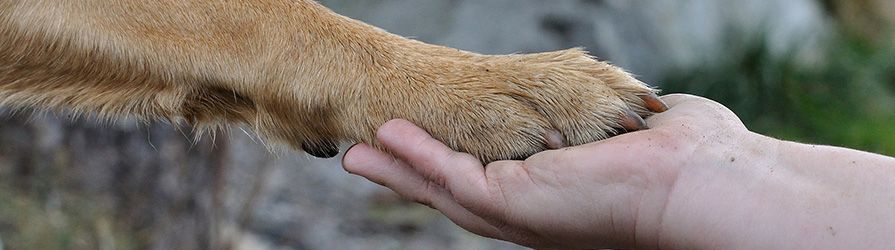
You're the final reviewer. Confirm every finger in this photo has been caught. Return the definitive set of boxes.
[376,119,490,199]
[657,93,702,107]
[648,94,745,130]
[342,143,502,238]
[376,119,499,216]
[343,143,443,203]
[343,143,404,187]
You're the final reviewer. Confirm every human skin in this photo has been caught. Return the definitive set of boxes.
[342,94,895,249]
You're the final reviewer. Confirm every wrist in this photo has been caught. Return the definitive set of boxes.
[652,130,788,249]
[656,132,895,249]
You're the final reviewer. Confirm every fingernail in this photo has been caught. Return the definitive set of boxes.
[341,143,362,171]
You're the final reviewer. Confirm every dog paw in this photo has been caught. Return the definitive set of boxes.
[348,48,667,162]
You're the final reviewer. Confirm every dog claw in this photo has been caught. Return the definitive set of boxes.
[620,110,647,131]
[302,140,340,158]
[638,93,669,112]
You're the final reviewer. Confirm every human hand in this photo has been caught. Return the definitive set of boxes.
[342,94,768,249]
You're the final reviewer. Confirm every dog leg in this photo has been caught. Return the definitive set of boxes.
[0,0,664,162]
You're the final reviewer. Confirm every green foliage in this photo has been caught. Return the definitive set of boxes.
[660,30,895,155]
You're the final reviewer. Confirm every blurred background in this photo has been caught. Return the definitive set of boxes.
[0,0,893,249]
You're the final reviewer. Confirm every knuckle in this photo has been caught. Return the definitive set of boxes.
[413,181,442,207]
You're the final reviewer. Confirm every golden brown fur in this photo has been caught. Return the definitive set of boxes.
[0,0,657,162]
